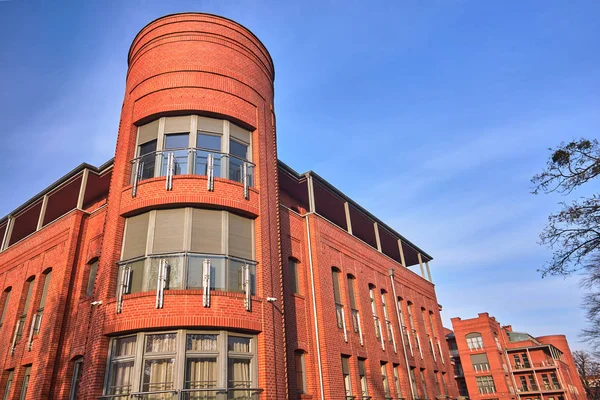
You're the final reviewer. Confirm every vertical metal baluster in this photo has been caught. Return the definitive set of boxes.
[203,259,211,307]
[166,152,174,190]
[132,159,143,197]
[116,266,129,314]
[243,162,249,199]
[207,153,214,191]
[244,264,251,311]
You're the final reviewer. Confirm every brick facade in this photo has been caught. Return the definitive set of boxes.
[0,13,456,400]
[447,313,585,400]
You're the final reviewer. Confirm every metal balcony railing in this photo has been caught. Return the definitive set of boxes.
[99,388,264,400]
[130,147,255,188]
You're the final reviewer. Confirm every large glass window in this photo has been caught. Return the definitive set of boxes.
[118,208,255,296]
[471,353,490,372]
[133,116,253,186]
[466,333,484,350]
[104,331,257,400]
[476,376,496,394]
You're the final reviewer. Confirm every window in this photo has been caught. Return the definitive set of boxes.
[289,258,300,295]
[295,351,306,394]
[550,372,560,389]
[420,369,428,400]
[409,367,419,399]
[369,285,382,342]
[332,269,344,330]
[358,359,368,399]
[347,275,361,338]
[0,288,11,327]
[104,331,257,399]
[441,372,448,395]
[133,116,253,186]
[70,358,83,400]
[381,363,391,399]
[342,356,352,399]
[471,353,490,372]
[19,366,31,400]
[476,376,496,394]
[434,371,441,396]
[86,260,99,297]
[3,370,13,400]
[16,278,35,341]
[34,269,52,334]
[466,333,484,350]
[381,292,396,350]
[118,209,256,295]
[397,298,413,356]
[408,302,421,358]
[522,353,531,368]
[393,364,402,399]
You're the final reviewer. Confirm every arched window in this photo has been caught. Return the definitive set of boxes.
[0,287,12,327]
[16,277,35,341]
[69,357,84,400]
[466,332,484,350]
[332,268,344,329]
[34,269,52,335]
[347,275,361,337]
[85,258,99,297]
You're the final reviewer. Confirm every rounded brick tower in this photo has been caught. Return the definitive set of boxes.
[81,13,286,399]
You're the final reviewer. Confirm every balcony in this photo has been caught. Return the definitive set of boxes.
[130,147,255,194]
[513,360,557,370]
[518,385,540,393]
[116,252,256,300]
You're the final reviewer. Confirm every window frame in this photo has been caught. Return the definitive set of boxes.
[133,116,253,183]
[103,330,257,398]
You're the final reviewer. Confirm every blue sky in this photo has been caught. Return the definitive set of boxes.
[0,1,598,350]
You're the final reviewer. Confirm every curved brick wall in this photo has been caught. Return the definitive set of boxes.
[81,13,286,399]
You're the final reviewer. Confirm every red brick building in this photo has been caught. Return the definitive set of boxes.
[0,13,456,400]
[447,313,585,400]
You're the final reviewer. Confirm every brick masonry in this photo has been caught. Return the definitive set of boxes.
[0,12,458,400]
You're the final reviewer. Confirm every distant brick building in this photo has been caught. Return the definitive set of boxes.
[0,13,457,400]
[447,313,585,400]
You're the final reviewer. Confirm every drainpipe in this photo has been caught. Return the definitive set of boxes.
[305,213,325,400]
[389,268,417,400]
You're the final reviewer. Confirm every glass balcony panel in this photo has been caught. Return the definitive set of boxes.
[188,255,226,291]
[195,150,223,178]
[161,149,189,176]
[228,259,255,294]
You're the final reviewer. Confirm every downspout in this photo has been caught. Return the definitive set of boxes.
[389,268,417,400]
[305,213,325,400]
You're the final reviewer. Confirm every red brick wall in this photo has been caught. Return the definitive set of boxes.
[76,12,285,400]
[280,207,457,400]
